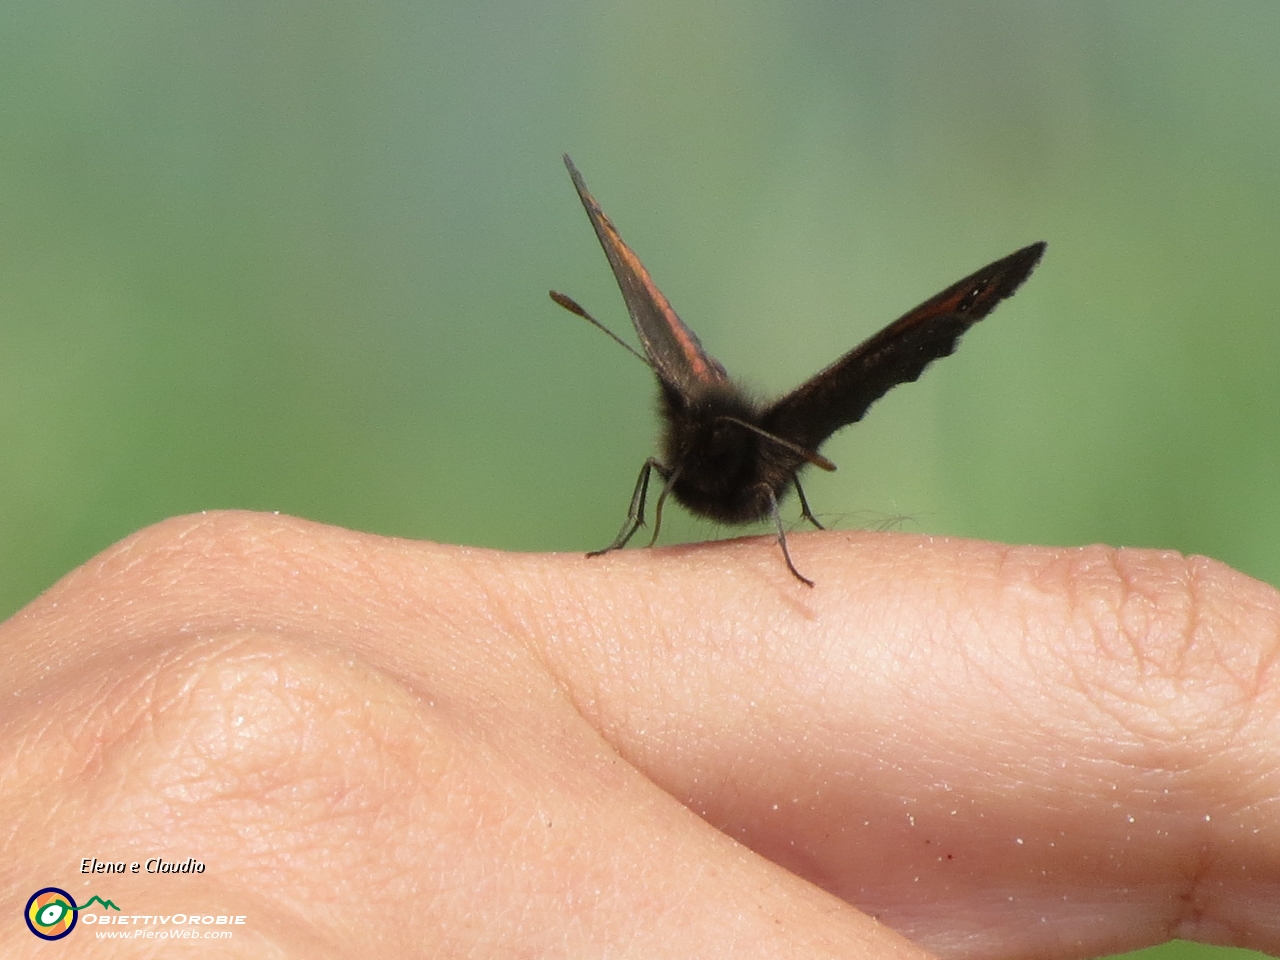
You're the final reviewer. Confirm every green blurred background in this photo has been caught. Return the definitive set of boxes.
[1,3,1277,956]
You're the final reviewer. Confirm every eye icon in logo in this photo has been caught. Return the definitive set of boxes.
[25,887,78,940]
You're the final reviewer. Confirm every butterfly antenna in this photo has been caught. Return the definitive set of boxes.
[549,291,651,368]
[718,416,837,472]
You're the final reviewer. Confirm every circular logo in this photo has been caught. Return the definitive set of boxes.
[25,887,78,940]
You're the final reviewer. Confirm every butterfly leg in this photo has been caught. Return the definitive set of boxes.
[764,485,815,587]
[793,477,825,530]
[645,463,682,547]
[588,458,670,557]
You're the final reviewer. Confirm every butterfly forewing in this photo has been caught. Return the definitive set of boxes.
[762,242,1046,452]
[562,155,728,396]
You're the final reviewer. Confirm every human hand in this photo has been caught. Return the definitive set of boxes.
[3,511,1278,958]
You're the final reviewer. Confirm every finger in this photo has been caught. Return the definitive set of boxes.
[0,512,929,960]
[531,530,1280,959]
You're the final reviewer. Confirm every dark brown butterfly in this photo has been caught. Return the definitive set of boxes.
[550,154,1045,585]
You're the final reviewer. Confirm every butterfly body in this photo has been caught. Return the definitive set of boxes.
[656,381,792,525]
[551,154,1045,584]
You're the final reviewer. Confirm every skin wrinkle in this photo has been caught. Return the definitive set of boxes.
[946,576,1036,747]
[1017,550,1239,766]
[1175,850,1217,944]
[1070,554,1256,775]
[1102,551,1202,689]
[486,566,597,741]
[144,638,451,902]
[1081,551,1280,943]
[14,645,162,798]
[1190,555,1280,703]
[123,631,427,846]
[86,636,285,797]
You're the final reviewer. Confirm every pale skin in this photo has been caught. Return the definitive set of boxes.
[3,512,1279,959]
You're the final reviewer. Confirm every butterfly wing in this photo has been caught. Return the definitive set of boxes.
[563,155,728,396]
[762,242,1046,452]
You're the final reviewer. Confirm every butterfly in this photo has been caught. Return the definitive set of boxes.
[550,155,1045,585]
